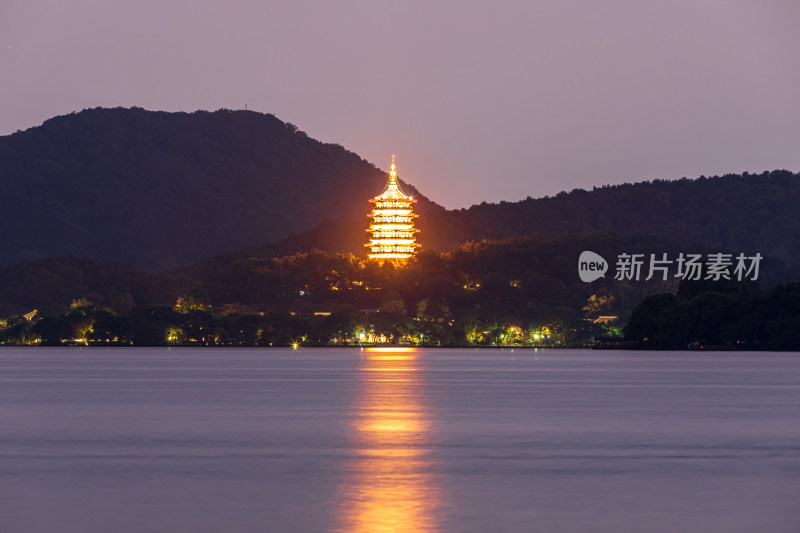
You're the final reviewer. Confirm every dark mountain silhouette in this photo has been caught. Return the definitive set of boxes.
[425,170,800,261]
[220,169,800,273]
[0,107,443,270]
[3,107,799,277]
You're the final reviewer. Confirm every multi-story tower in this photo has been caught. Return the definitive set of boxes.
[366,156,420,262]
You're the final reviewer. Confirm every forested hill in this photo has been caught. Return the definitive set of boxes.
[0,107,442,270]
[3,107,798,273]
[246,169,800,270]
[428,170,800,256]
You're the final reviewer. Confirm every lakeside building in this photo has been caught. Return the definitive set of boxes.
[366,155,420,262]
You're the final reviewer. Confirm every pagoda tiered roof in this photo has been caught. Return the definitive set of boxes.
[371,156,414,201]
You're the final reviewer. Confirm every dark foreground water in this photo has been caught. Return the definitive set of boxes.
[1,348,799,533]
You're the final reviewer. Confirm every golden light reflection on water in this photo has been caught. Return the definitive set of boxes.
[335,350,440,533]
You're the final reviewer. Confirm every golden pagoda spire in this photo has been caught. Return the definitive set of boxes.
[383,153,400,193]
[378,154,409,198]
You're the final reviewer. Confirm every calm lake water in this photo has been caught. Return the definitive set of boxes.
[1,347,799,532]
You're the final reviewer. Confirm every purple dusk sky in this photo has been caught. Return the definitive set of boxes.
[2,1,799,209]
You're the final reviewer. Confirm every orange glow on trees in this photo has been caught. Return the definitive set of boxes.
[366,155,420,262]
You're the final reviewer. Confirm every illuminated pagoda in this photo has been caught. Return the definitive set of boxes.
[366,155,420,262]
